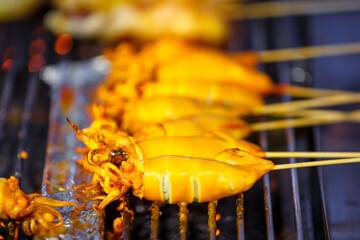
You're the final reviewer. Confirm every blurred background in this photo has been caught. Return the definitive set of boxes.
[0,0,360,239]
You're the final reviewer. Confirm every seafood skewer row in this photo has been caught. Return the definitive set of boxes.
[45,0,232,44]
[76,42,360,199]
[100,87,360,135]
[84,39,360,183]
[69,114,360,238]
[68,119,360,207]
[80,39,360,237]
[91,102,360,145]
[130,108,360,141]
[100,38,359,107]
[70,115,360,160]
[69,114,360,239]
[0,176,77,237]
[96,39,360,137]
[95,39,274,128]
[68,118,273,206]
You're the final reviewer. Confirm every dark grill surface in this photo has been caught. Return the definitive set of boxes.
[1,1,360,240]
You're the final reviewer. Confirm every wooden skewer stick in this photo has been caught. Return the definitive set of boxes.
[179,203,188,240]
[257,152,360,159]
[253,93,360,116]
[274,85,354,98]
[268,109,344,118]
[251,109,360,131]
[258,42,360,63]
[273,158,360,170]
[221,1,360,20]
[250,114,346,131]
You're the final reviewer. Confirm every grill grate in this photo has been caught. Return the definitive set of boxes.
[14,73,40,180]
[1,1,360,240]
[258,123,275,240]
[150,202,161,240]
[236,193,245,239]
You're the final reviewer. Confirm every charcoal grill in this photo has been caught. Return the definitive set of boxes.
[1,1,360,239]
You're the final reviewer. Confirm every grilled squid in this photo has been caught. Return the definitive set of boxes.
[133,115,252,141]
[0,176,77,237]
[45,0,230,44]
[68,119,273,207]
[142,152,274,204]
[67,39,277,238]
[94,39,274,126]
[66,39,277,208]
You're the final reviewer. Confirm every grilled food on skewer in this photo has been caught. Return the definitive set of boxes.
[0,0,43,22]
[68,118,360,238]
[0,176,77,237]
[45,0,231,44]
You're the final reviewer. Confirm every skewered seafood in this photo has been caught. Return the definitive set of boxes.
[66,39,278,212]
[95,38,274,133]
[0,0,43,22]
[133,115,252,141]
[68,118,274,207]
[0,176,77,237]
[45,0,231,44]
[68,38,358,237]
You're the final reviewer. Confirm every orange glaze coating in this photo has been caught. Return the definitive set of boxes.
[0,177,30,220]
[133,115,251,141]
[68,119,272,207]
[68,117,260,167]
[0,176,77,237]
[156,49,274,95]
[68,38,277,237]
[45,1,228,44]
[141,153,274,204]
[96,39,273,124]
[137,135,262,159]
[141,80,264,108]
[122,97,253,131]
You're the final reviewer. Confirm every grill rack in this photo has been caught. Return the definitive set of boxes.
[1,2,360,240]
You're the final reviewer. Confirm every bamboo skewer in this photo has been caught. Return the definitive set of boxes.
[253,94,360,116]
[273,158,360,170]
[269,109,345,118]
[258,152,360,159]
[208,201,217,240]
[179,203,188,240]
[221,1,360,20]
[274,85,354,98]
[150,202,160,240]
[250,114,345,131]
[258,42,360,63]
[251,109,360,131]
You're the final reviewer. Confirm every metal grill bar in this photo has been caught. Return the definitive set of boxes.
[259,127,275,240]
[179,203,188,240]
[262,174,274,239]
[123,195,131,240]
[0,68,16,143]
[0,20,34,156]
[14,73,39,180]
[0,66,16,182]
[316,168,330,239]
[208,201,217,240]
[285,127,304,240]
[236,193,245,240]
[0,22,42,239]
[150,202,160,240]
[276,59,304,239]
[313,127,330,239]
[0,26,9,52]
[280,81,304,239]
